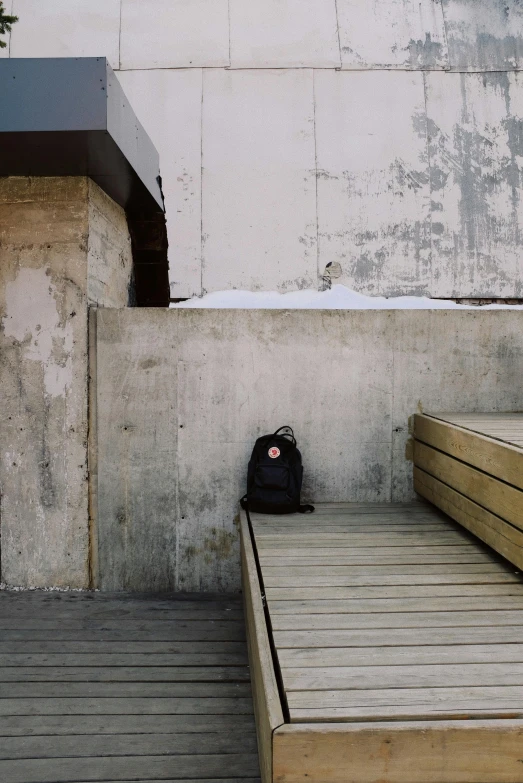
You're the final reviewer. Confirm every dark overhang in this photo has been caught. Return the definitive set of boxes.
[0,57,169,307]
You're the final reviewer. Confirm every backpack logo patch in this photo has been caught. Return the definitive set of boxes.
[268,446,280,459]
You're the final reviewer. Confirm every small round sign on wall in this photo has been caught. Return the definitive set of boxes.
[268,447,280,459]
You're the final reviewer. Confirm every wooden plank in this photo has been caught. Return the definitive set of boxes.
[54,780,259,783]
[290,706,523,722]
[0,666,250,682]
[252,508,438,519]
[0,606,244,621]
[0,599,243,620]
[262,563,504,576]
[257,517,445,527]
[0,732,259,760]
[252,509,436,520]
[273,626,523,648]
[252,515,449,526]
[414,440,523,532]
[278,644,523,667]
[259,552,495,565]
[0,682,253,698]
[429,413,523,445]
[0,593,242,606]
[273,721,523,783]
[415,413,523,491]
[288,685,523,710]
[240,510,284,783]
[252,503,428,515]
[263,573,519,588]
[0,623,246,639]
[255,523,451,533]
[0,697,255,716]
[0,713,257,737]
[0,641,247,654]
[432,413,523,422]
[0,754,261,783]
[267,595,523,613]
[282,663,523,690]
[414,467,523,570]
[0,652,248,666]
[257,532,469,546]
[272,610,523,630]
[265,584,523,600]
[259,546,479,559]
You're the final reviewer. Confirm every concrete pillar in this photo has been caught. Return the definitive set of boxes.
[0,176,133,587]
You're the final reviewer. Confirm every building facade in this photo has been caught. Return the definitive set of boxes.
[3,0,522,300]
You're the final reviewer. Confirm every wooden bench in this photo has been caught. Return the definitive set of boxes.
[241,503,523,783]
[413,412,523,570]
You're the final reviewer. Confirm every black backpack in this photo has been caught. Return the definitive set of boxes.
[241,426,314,515]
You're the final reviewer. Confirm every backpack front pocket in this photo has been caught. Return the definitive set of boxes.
[255,464,290,491]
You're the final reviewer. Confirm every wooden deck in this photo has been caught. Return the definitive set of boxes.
[414,412,523,569]
[0,591,260,783]
[241,503,523,783]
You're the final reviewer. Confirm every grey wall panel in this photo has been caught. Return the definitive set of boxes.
[426,71,523,297]
[338,0,448,70]
[315,70,431,296]
[442,0,523,71]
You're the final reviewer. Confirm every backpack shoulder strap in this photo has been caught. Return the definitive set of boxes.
[298,504,315,513]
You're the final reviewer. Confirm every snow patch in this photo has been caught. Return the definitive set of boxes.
[170,285,523,310]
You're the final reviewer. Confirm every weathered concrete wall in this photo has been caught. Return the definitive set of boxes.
[96,308,523,592]
[87,180,134,307]
[4,1,523,298]
[0,177,132,587]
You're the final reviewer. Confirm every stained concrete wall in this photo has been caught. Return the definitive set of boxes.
[96,308,523,592]
[0,177,132,587]
[3,1,523,299]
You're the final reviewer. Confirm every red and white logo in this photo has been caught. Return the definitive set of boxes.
[268,446,280,459]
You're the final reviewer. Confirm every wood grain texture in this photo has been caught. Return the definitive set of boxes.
[271,609,523,630]
[414,440,523,532]
[288,684,523,710]
[0,754,261,783]
[429,413,523,446]
[415,467,523,570]
[0,713,257,737]
[278,643,523,667]
[0,591,259,782]
[263,573,518,588]
[415,413,523,491]
[273,721,523,783]
[240,510,284,783]
[248,505,523,744]
[267,595,523,613]
[262,563,503,576]
[266,584,522,600]
[283,663,523,690]
[274,626,523,648]
[0,732,259,760]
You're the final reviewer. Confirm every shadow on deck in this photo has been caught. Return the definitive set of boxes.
[0,591,261,783]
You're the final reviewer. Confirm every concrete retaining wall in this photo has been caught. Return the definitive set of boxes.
[96,308,523,592]
[0,177,132,587]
